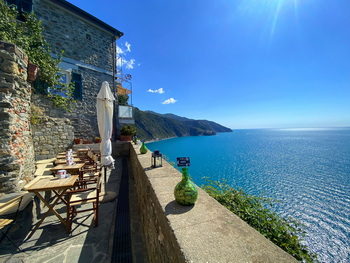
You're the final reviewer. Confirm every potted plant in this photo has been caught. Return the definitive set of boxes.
[74,138,83,144]
[27,62,39,82]
[95,137,102,143]
[120,125,136,141]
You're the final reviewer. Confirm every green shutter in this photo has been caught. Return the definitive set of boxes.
[71,73,83,100]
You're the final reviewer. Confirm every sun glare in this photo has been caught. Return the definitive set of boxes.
[237,0,302,38]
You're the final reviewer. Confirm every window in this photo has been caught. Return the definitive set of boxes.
[48,71,71,97]
[4,0,32,13]
[71,73,83,100]
[45,71,82,100]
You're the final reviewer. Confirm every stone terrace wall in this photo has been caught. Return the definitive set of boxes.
[0,42,35,195]
[129,143,297,263]
[32,117,74,160]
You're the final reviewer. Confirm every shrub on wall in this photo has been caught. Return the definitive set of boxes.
[0,0,75,110]
[202,180,317,263]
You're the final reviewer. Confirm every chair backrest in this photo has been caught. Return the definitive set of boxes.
[87,150,94,160]
[91,153,100,164]
[0,194,24,216]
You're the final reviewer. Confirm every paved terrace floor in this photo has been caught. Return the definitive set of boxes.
[0,157,147,263]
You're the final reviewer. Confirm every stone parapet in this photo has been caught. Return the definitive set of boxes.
[0,42,35,195]
[129,143,297,262]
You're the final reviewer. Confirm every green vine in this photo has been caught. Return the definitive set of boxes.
[202,179,317,262]
[30,104,44,125]
[0,1,75,111]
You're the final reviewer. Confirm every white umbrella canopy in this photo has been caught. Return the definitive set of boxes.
[96,81,115,168]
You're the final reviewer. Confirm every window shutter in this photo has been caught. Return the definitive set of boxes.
[71,73,83,100]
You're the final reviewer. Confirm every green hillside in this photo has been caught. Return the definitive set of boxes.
[133,108,232,140]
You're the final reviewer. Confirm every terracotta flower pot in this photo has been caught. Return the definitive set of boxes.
[120,135,132,141]
[74,138,82,144]
[27,63,39,82]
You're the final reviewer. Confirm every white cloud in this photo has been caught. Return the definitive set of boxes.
[116,41,137,70]
[125,42,131,52]
[116,45,124,55]
[162,98,177,104]
[117,57,136,69]
[147,88,165,94]
[125,58,135,69]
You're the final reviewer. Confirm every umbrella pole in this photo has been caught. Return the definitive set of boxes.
[101,166,117,203]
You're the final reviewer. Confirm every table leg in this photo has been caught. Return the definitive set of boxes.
[26,189,69,240]
[53,190,67,205]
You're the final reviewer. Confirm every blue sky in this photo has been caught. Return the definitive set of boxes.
[68,0,350,129]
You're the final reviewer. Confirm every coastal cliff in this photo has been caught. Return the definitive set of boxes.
[133,108,232,140]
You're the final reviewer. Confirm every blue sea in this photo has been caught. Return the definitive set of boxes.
[147,128,350,263]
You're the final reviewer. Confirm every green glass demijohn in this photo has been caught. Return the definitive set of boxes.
[174,168,198,205]
[140,142,148,154]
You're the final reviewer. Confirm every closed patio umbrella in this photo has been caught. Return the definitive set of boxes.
[96,81,115,168]
[96,81,116,202]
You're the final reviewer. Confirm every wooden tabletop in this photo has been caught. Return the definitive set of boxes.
[24,175,79,192]
[54,158,82,165]
[50,163,85,172]
[76,148,89,152]
[56,153,78,159]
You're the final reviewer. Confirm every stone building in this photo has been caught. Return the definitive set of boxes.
[0,0,123,194]
[6,0,123,139]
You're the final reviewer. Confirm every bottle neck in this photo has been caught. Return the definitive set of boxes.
[182,167,189,180]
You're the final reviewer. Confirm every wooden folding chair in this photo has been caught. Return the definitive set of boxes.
[66,171,102,232]
[81,153,100,182]
[0,193,25,251]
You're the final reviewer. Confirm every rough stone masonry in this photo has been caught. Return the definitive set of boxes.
[0,42,35,196]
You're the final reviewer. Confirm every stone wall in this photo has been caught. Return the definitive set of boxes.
[129,145,186,263]
[33,0,115,71]
[31,68,113,140]
[64,68,113,139]
[128,143,297,263]
[32,117,74,160]
[0,42,35,196]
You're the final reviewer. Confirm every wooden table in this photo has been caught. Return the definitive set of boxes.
[50,163,85,177]
[24,175,79,239]
[54,158,82,165]
[76,148,89,158]
[76,148,89,153]
[56,153,78,159]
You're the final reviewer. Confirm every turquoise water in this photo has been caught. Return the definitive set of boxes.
[147,128,350,263]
